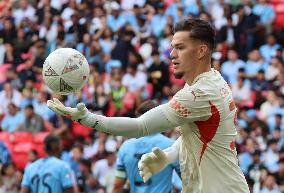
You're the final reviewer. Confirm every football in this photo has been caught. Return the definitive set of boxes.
[42,48,90,95]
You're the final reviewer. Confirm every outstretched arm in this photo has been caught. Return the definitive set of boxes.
[47,98,178,138]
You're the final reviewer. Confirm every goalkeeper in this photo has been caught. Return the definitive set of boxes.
[47,18,249,193]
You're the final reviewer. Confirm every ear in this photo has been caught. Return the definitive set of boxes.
[198,44,208,60]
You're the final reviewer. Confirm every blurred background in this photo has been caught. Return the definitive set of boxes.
[0,0,284,192]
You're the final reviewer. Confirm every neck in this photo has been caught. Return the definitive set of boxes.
[184,62,211,85]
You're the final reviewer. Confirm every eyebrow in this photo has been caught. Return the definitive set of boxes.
[170,43,184,48]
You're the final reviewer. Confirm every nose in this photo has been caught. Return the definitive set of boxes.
[170,48,177,60]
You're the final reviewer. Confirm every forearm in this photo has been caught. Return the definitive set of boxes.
[80,104,177,138]
[163,136,181,163]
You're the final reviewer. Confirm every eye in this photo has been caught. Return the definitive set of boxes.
[176,46,183,50]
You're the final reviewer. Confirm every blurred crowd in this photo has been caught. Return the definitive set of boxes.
[0,0,284,192]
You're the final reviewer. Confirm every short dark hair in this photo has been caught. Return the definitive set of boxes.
[173,18,215,50]
[44,135,61,153]
[25,104,34,110]
[135,100,158,117]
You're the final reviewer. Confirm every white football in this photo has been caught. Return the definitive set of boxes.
[42,48,90,95]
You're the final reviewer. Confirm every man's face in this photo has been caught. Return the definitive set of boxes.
[228,50,238,61]
[25,108,33,117]
[170,31,199,79]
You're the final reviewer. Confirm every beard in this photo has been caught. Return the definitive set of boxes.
[174,71,184,79]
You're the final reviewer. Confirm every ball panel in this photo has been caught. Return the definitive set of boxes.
[42,48,90,95]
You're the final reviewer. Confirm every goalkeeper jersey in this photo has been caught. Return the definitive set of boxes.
[162,68,249,193]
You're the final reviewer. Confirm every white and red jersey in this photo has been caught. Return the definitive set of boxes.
[162,69,249,193]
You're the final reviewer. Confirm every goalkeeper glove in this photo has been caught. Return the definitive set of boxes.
[47,98,88,121]
[138,147,170,182]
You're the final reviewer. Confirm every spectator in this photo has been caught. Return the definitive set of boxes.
[1,163,22,193]
[221,49,245,85]
[62,144,84,180]
[247,150,267,191]
[77,158,103,193]
[13,0,35,26]
[150,3,167,37]
[0,82,22,114]
[232,76,251,103]
[265,57,282,82]
[260,34,281,63]
[33,91,55,121]
[239,138,256,175]
[17,105,44,133]
[217,16,237,48]
[245,49,268,79]
[274,159,284,192]
[147,50,170,99]
[263,139,280,173]
[0,18,17,44]
[122,62,147,107]
[251,70,269,92]
[259,90,279,120]
[260,173,281,193]
[1,103,24,133]
[92,151,116,188]
[252,0,275,32]
[84,132,117,160]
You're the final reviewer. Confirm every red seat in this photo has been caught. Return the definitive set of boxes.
[13,142,34,153]
[33,132,49,158]
[12,153,29,170]
[71,121,92,138]
[33,143,46,158]
[44,121,54,132]
[34,132,49,143]
[11,132,33,143]
[122,92,135,110]
[12,142,34,169]
[0,131,10,144]
[146,83,153,99]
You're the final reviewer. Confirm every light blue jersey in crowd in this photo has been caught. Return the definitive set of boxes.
[21,156,75,193]
[116,134,181,193]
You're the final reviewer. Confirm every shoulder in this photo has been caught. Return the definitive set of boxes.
[48,157,69,167]
[25,159,41,171]
[156,135,175,146]
[119,139,137,152]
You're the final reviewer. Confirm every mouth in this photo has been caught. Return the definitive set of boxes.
[172,61,179,69]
